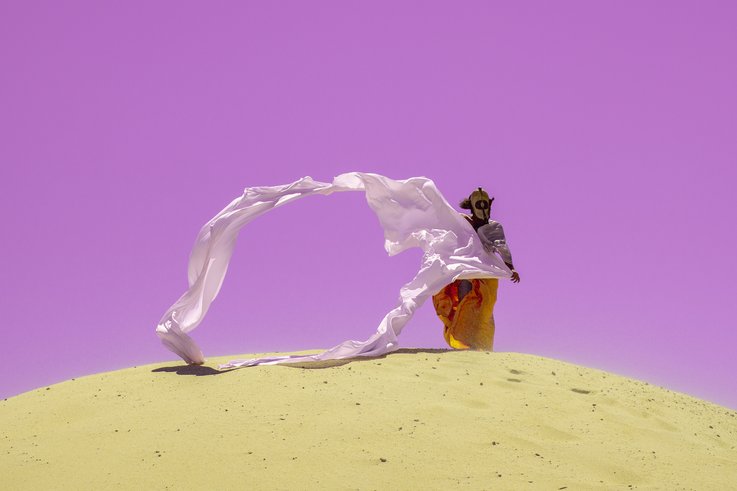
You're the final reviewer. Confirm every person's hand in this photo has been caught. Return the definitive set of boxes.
[510,271,520,283]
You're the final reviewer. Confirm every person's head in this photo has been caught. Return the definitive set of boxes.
[460,187,493,221]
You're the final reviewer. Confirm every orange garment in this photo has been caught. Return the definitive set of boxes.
[432,278,499,350]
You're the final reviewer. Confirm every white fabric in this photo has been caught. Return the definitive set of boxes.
[155,172,513,368]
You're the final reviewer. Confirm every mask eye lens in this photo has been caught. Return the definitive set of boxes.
[474,201,489,210]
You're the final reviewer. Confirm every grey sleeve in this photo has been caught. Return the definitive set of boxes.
[478,222,514,267]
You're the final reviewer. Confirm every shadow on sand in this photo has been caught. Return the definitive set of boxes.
[151,364,222,377]
[279,347,455,369]
[151,347,457,377]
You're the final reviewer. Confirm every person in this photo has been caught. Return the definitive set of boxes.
[431,187,520,351]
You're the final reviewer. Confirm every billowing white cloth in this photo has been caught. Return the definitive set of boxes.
[155,172,513,369]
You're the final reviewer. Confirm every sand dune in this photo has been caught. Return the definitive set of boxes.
[2,349,736,490]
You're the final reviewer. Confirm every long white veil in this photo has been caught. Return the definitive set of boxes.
[155,172,512,369]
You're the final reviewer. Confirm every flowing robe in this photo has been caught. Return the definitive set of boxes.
[155,172,513,369]
[431,216,514,351]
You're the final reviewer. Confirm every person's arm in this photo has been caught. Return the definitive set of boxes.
[496,244,520,283]
[478,222,520,283]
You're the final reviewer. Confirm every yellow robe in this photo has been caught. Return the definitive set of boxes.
[432,278,499,350]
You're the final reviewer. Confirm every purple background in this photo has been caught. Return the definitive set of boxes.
[2,2,736,409]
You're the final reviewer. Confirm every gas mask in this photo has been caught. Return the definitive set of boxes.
[469,188,492,222]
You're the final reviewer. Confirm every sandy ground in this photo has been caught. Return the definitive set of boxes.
[1,348,736,490]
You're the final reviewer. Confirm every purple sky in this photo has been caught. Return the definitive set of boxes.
[2,1,736,409]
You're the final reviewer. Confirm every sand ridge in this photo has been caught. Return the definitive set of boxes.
[2,349,736,490]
